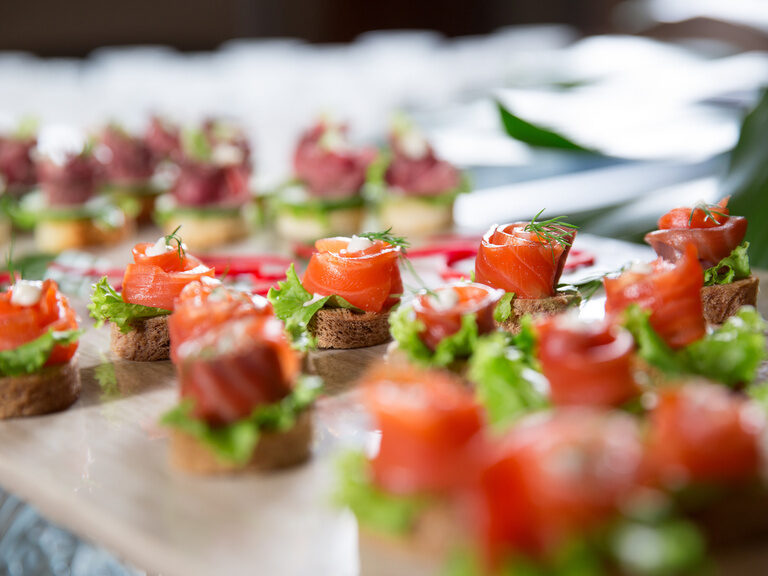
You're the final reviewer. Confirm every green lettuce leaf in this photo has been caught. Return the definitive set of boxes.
[493,292,516,323]
[389,304,482,367]
[0,329,81,377]
[333,450,427,535]
[88,276,170,333]
[468,332,548,430]
[703,242,751,286]
[161,376,320,464]
[267,263,359,348]
[623,305,766,386]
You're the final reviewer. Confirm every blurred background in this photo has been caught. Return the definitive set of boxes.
[0,0,767,574]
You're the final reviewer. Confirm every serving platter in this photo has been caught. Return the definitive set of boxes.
[0,231,765,576]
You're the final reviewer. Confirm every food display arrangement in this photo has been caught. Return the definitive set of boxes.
[0,114,766,576]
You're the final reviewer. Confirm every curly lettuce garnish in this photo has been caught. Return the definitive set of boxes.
[0,329,80,377]
[161,375,320,464]
[389,304,480,367]
[703,242,750,286]
[267,264,359,349]
[623,304,766,386]
[88,276,171,333]
[467,331,548,430]
[493,292,516,323]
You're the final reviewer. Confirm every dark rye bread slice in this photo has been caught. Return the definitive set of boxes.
[701,276,759,325]
[110,315,170,361]
[0,360,81,419]
[495,292,580,334]
[309,308,391,349]
[169,409,313,475]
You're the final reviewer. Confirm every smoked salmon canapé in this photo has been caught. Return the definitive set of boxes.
[268,232,403,350]
[606,245,766,388]
[388,282,504,370]
[535,313,638,408]
[645,198,757,325]
[161,302,320,475]
[96,123,162,224]
[474,212,580,333]
[153,121,253,250]
[168,278,270,363]
[12,126,132,253]
[366,114,469,237]
[89,228,215,361]
[272,119,377,243]
[334,363,484,565]
[0,279,82,419]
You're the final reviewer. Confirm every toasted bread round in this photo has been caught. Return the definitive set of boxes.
[701,276,759,325]
[34,217,133,253]
[358,503,458,576]
[0,360,81,419]
[275,206,365,244]
[378,195,454,238]
[495,292,581,334]
[310,308,391,349]
[169,409,313,475]
[110,315,170,362]
[160,210,248,251]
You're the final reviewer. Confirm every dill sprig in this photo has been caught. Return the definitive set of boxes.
[689,201,728,226]
[164,225,186,261]
[359,228,410,254]
[523,209,578,248]
[358,229,433,295]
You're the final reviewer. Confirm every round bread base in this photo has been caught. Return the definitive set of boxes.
[494,292,581,334]
[358,504,458,576]
[0,360,81,419]
[35,218,134,253]
[310,308,392,350]
[701,276,759,325]
[378,195,454,238]
[161,211,248,251]
[169,410,313,475]
[275,206,365,244]
[110,316,170,362]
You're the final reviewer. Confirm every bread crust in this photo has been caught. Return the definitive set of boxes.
[169,409,313,475]
[35,217,133,253]
[701,276,759,325]
[378,195,454,238]
[110,315,170,362]
[0,360,81,419]
[494,292,580,334]
[310,308,392,349]
[161,211,248,251]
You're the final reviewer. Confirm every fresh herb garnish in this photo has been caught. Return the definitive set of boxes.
[524,209,578,248]
[688,201,728,227]
[358,228,410,253]
[359,228,435,295]
[164,225,186,261]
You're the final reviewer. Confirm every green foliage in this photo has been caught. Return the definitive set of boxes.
[88,276,170,333]
[0,329,80,377]
[497,100,596,153]
[161,376,320,464]
[703,242,750,286]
